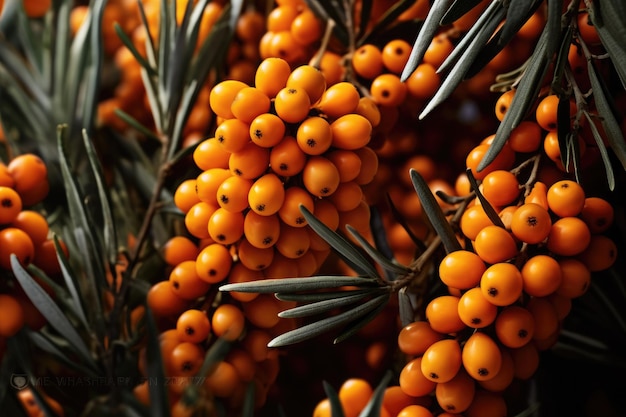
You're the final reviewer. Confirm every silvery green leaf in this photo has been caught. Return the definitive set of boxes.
[220,276,381,294]
[465,168,505,228]
[276,288,379,302]
[323,381,346,417]
[345,225,411,276]
[333,293,390,344]
[583,111,615,190]
[357,371,392,417]
[278,291,380,319]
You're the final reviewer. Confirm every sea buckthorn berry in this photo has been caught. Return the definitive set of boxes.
[242,293,283,328]
[169,260,211,300]
[146,281,188,317]
[230,86,271,123]
[509,342,540,380]
[248,173,285,216]
[0,227,35,269]
[325,149,362,183]
[494,305,535,348]
[439,250,486,290]
[267,5,299,32]
[212,303,246,341]
[400,357,437,397]
[525,296,559,341]
[12,209,48,249]
[193,137,231,171]
[278,186,314,227]
[383,386,427,417]
[457,287,498,328]
[296,116,333,155]
[170,342,205,377]
[195,243,233,283]
[480,170,520,207]
[250,113,286,148]
[176,309,211,344]
[316,51,345,86]
[406,63,440,99]
[355,97,381,127]
[370,73,408,107]
[465,143,516,180]
[494,89,515,121]
[578,234,617,272]
[474,225,518,264]
[510,203,552,244]
[557,258,591,298]
[275,223,310,258]
[290,8,323,46]
[236,9,265,42]
[229,141,271,179]
[421,339,462,383]
[204,360,241,398]
[196,168,231,204]
[381,39,412,74]
[0,294,25,337]
[460,205,492,241]
[184,201,218,239]
[7,153,48,196]
[0,163,15,188]
[244,211,281,248]
[425,295,465,334]
[524,181,549,210]
[480,262,524,306]
[507,121,543,153]
[302,156,340,197]
[580,197,614,233]
[215,118,250,153]
[216,175,253,212]
[255,57,291,98]
[397,405,433,417]
[226,263,263,302]
[577,11,601,45]
[423,33,454,68]
[462,332,502,381]
[269,30,306,65]
[536,95,575,131]
[208,207,244,244]
[286,64,326,104]
[352,44,384,80]
[353,146,378,185]
[435,369,476,413]
[338,378,373,417]
[330,114,372,150]
[274,86,311,123]
[270,135,307,176]
[338,199,370,236]
[210,79,248,119]
[238,238,274,270]
[546,216,591,256]
[546,180,586,217]
[478,348,515,392]
[465,390,508,417]
[521,255,563,297]
[328,181,363,212]
[397,320,444,356]
[0,186,23,224]
[174,179,201,213]
[317,82,360,119]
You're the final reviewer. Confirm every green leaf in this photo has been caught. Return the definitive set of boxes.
[357,371,392,417]
[401,0,454,82]
[304,0,349,45]
[196,337,233,379]
[10,255,95,367]
[323,381,346,417]
[478,28,551,171]
[345,225,411,276]
[27,329,100,377]
[278,290,382,319]
[588,2,626,89]
[83,130,118,267]
[268,294,390,347]
[398,287,415,326]
[53,234,89,326]
[419,2,506,119]
[301,205,380,278]
[583,111,615,190]
[586,50,626,170]
[439,0,483,25]
[333,292,390,344]
[545,0,563,63]
[144,304,170,417]
[240,382,256,417]
[0,41,49,109]
[465,168,506,229]
[275,288,377,302]
[409,169,461,254]
[113,23,157,76]
[220,275,381,294]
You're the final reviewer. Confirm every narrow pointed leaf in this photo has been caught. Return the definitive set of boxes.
[144,304,170,417]
[278,291,378,319]
[240,382,256,417]
[113,23,157,75]
[478,29,551,171]
[589,1,626,88]
[275,289,377,303]
[401,0,454,82]
[301,205,380,278]
[323,381,346,417]
[53,235,89,326]
[357,371,392,417]
[409,169,461,253]
[439,0,483,25]
[587,54,626,170]
[268,294,390,347]
[83,130,118,266]
[197,337,232,378]
[465,169,506,228]
[359,0,416,46]
[545,0,563,61]
[333,293,391,344]
[10,255,94,366]
[113,108,161,141]
[385,193,427,253]
[220,276,381,294]
[583,111,615,190]
[27,330,100,377]
[346,225,411,276]
[398,287,415,327]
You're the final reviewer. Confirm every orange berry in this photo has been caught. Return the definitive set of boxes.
[195,243,233,283]
[302,156,340,197]
[425,295,465,334]
[0,294,25,337]
[435,369,476,413]
[580,197,614,233]
[421,339,462,383]
[297,116,333,155]
[406,63,440,99]
[269,135,307,176]
[480,170,520,207]
[0,186,23,224]
[169,260,211,300]
[255,57,292,98]
[352,44,384,80]
[381,39,412,74]
[286,64,326,104]
[556,258,591,298]
[210,80,248,119]
[176,309,211,344]
[480,262,524,306]
[397,320,445,356]
[494,305,535,348]
[250,113,286,148]
[521,255,562,297]
[274,86,311,123]
[462,332,502,381]
[474,225,518,264]
[330,114,372,150]
[457,287,498,328]
[317,82,360,119]
[510,203,552,244]
[546,216,591,256]
[439,250,486,290]
[578,234,617,272]
[0,227,35,269]
[212,303,246,341]
[248,173,285,216]
[399,357,437,397]
[370,73,408,107]
[546,180,586,217]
